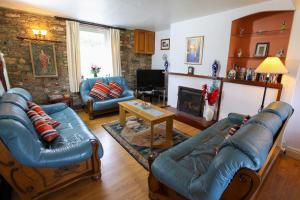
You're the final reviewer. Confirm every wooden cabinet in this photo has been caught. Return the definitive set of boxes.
[134,29,155,54]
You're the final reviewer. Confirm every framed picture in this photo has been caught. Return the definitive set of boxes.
[30,42,58,77]
[188,66,195,75]
[254,43,269,57]
[185,36,204,65]
[161,38,170,50]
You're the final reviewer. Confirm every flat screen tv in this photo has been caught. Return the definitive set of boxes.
[136,69,165,90]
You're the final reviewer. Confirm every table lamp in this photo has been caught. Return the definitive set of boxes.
[255,57,288,112]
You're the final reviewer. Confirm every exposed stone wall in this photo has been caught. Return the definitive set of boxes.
[0,7,69,103]
[120,30,152,89]
[0,7,152,104]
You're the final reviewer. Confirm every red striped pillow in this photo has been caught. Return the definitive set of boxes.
[27,101,60,128]
[89,81,110,100]
[27,110,60,142]
[108,81,124,98]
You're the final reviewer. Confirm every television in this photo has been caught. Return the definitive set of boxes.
[136,69,165,90]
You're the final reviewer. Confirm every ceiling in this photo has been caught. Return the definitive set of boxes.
[0,0,269,31]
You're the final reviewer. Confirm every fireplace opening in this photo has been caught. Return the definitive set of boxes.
[177,86,205,117]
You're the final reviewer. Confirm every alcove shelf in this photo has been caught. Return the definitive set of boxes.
[226,11,294,82]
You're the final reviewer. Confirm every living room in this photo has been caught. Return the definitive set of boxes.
[0,0,300,199]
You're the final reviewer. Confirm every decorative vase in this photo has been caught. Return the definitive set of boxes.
[211,60,219,77]
[204,101,215,121]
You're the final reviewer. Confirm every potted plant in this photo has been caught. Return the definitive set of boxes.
[90,64,101,77]
[201,81,219,121]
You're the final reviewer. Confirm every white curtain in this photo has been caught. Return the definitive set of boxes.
[0,51,11,90]
[109,28,122,76]
[66,21,81,93]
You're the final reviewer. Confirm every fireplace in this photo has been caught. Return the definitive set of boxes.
[177,86,205,117]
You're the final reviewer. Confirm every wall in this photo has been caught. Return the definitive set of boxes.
[152,29,170,70]
[0,7,69,103]
[168,0,296,115]
[120,30,152,89]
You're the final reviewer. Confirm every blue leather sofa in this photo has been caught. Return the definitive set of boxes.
[0,88,104,200]
[149,101,293,200]
[80,76,135,119]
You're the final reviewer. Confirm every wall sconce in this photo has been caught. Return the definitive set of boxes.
[32,29,48,38]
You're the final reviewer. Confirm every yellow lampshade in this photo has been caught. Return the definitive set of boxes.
[255,57,288,74]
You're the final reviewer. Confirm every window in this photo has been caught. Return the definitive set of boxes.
[79,25,112,79]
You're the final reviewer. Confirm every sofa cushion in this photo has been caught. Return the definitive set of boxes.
[27,110,60,142]
[0,93,28,111]
[89,81,110,100]
[108,81,124,98]
[48,107,104,159]
[247,112,282,136]
[262,101,293,121]
[28,101,60,128]
[93,95,135,111]
[220,123,273,170]
[7,87,32,101]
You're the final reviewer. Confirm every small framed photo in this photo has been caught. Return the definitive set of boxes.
[254,42,269,57]
[161,38,170,50]
[188,66,194,75]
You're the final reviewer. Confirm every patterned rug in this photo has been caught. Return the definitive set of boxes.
[102,117,190,170]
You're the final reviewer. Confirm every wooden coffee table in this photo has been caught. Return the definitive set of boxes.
[118,99,175,150]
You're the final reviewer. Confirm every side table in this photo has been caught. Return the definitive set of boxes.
[48,94,73,107]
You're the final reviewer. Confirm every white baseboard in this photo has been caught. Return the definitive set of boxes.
[286,146,300,160]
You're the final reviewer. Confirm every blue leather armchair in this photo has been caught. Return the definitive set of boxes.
[80,76,135,119]
[149,101,293,200]
[0,88,104,200]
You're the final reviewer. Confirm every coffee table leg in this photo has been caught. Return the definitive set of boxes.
[150,123,154,151]
[119,106,126,126]
[166,118,174,146]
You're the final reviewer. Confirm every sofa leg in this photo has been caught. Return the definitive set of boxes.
[89,114,95,120]
[91,175,101,181]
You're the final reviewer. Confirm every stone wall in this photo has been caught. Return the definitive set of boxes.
[0,7,152,104]
[0,7,69,103]
[120,30,152,89]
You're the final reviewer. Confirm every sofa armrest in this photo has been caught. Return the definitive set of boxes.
[41,103,68,115]
[122,89,134,97]
[38,139,97,168]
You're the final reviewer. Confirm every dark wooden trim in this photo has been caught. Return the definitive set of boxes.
[55,16,127,31]
[166,107,216,130]
[222,78,283,89]
[216,79,224,120]
[16,36,63,43]
[148,110,294,200]
[167,72,222,80]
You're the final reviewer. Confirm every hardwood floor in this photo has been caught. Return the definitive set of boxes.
[12,110,300,200]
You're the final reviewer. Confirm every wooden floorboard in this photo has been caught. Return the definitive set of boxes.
[12,110,300,200]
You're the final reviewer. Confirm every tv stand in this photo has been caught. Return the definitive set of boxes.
[136,88,166,106]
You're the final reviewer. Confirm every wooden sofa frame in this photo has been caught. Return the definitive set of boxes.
[148,111,293,200]
[0,139,101,200]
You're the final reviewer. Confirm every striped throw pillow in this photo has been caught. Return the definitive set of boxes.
[27,101,60,128]
[108,81,124,98]
[27,110,60,142]
[89,81,110,100]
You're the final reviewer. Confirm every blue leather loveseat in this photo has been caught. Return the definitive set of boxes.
[149,101,293,200]
[0,88,104,200]
[80,76,135,119]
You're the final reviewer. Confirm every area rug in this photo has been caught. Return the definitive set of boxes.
[102,117,190,170]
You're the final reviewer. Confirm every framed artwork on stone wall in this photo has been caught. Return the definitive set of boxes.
[185,36,204,65]
[29,42,58,77]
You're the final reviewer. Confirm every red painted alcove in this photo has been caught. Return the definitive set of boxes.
[226,11,294,83]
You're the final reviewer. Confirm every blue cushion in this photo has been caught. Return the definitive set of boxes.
[262,101,293,121]
[7,87,32,101]
[221,123,273,170]
[92,95,134,111]
[0,93,28,111]
[247,112,282,136]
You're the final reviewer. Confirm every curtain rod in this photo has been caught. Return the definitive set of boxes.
[54,16,127,31]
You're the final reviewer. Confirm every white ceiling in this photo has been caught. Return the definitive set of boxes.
[0,0,269,31]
